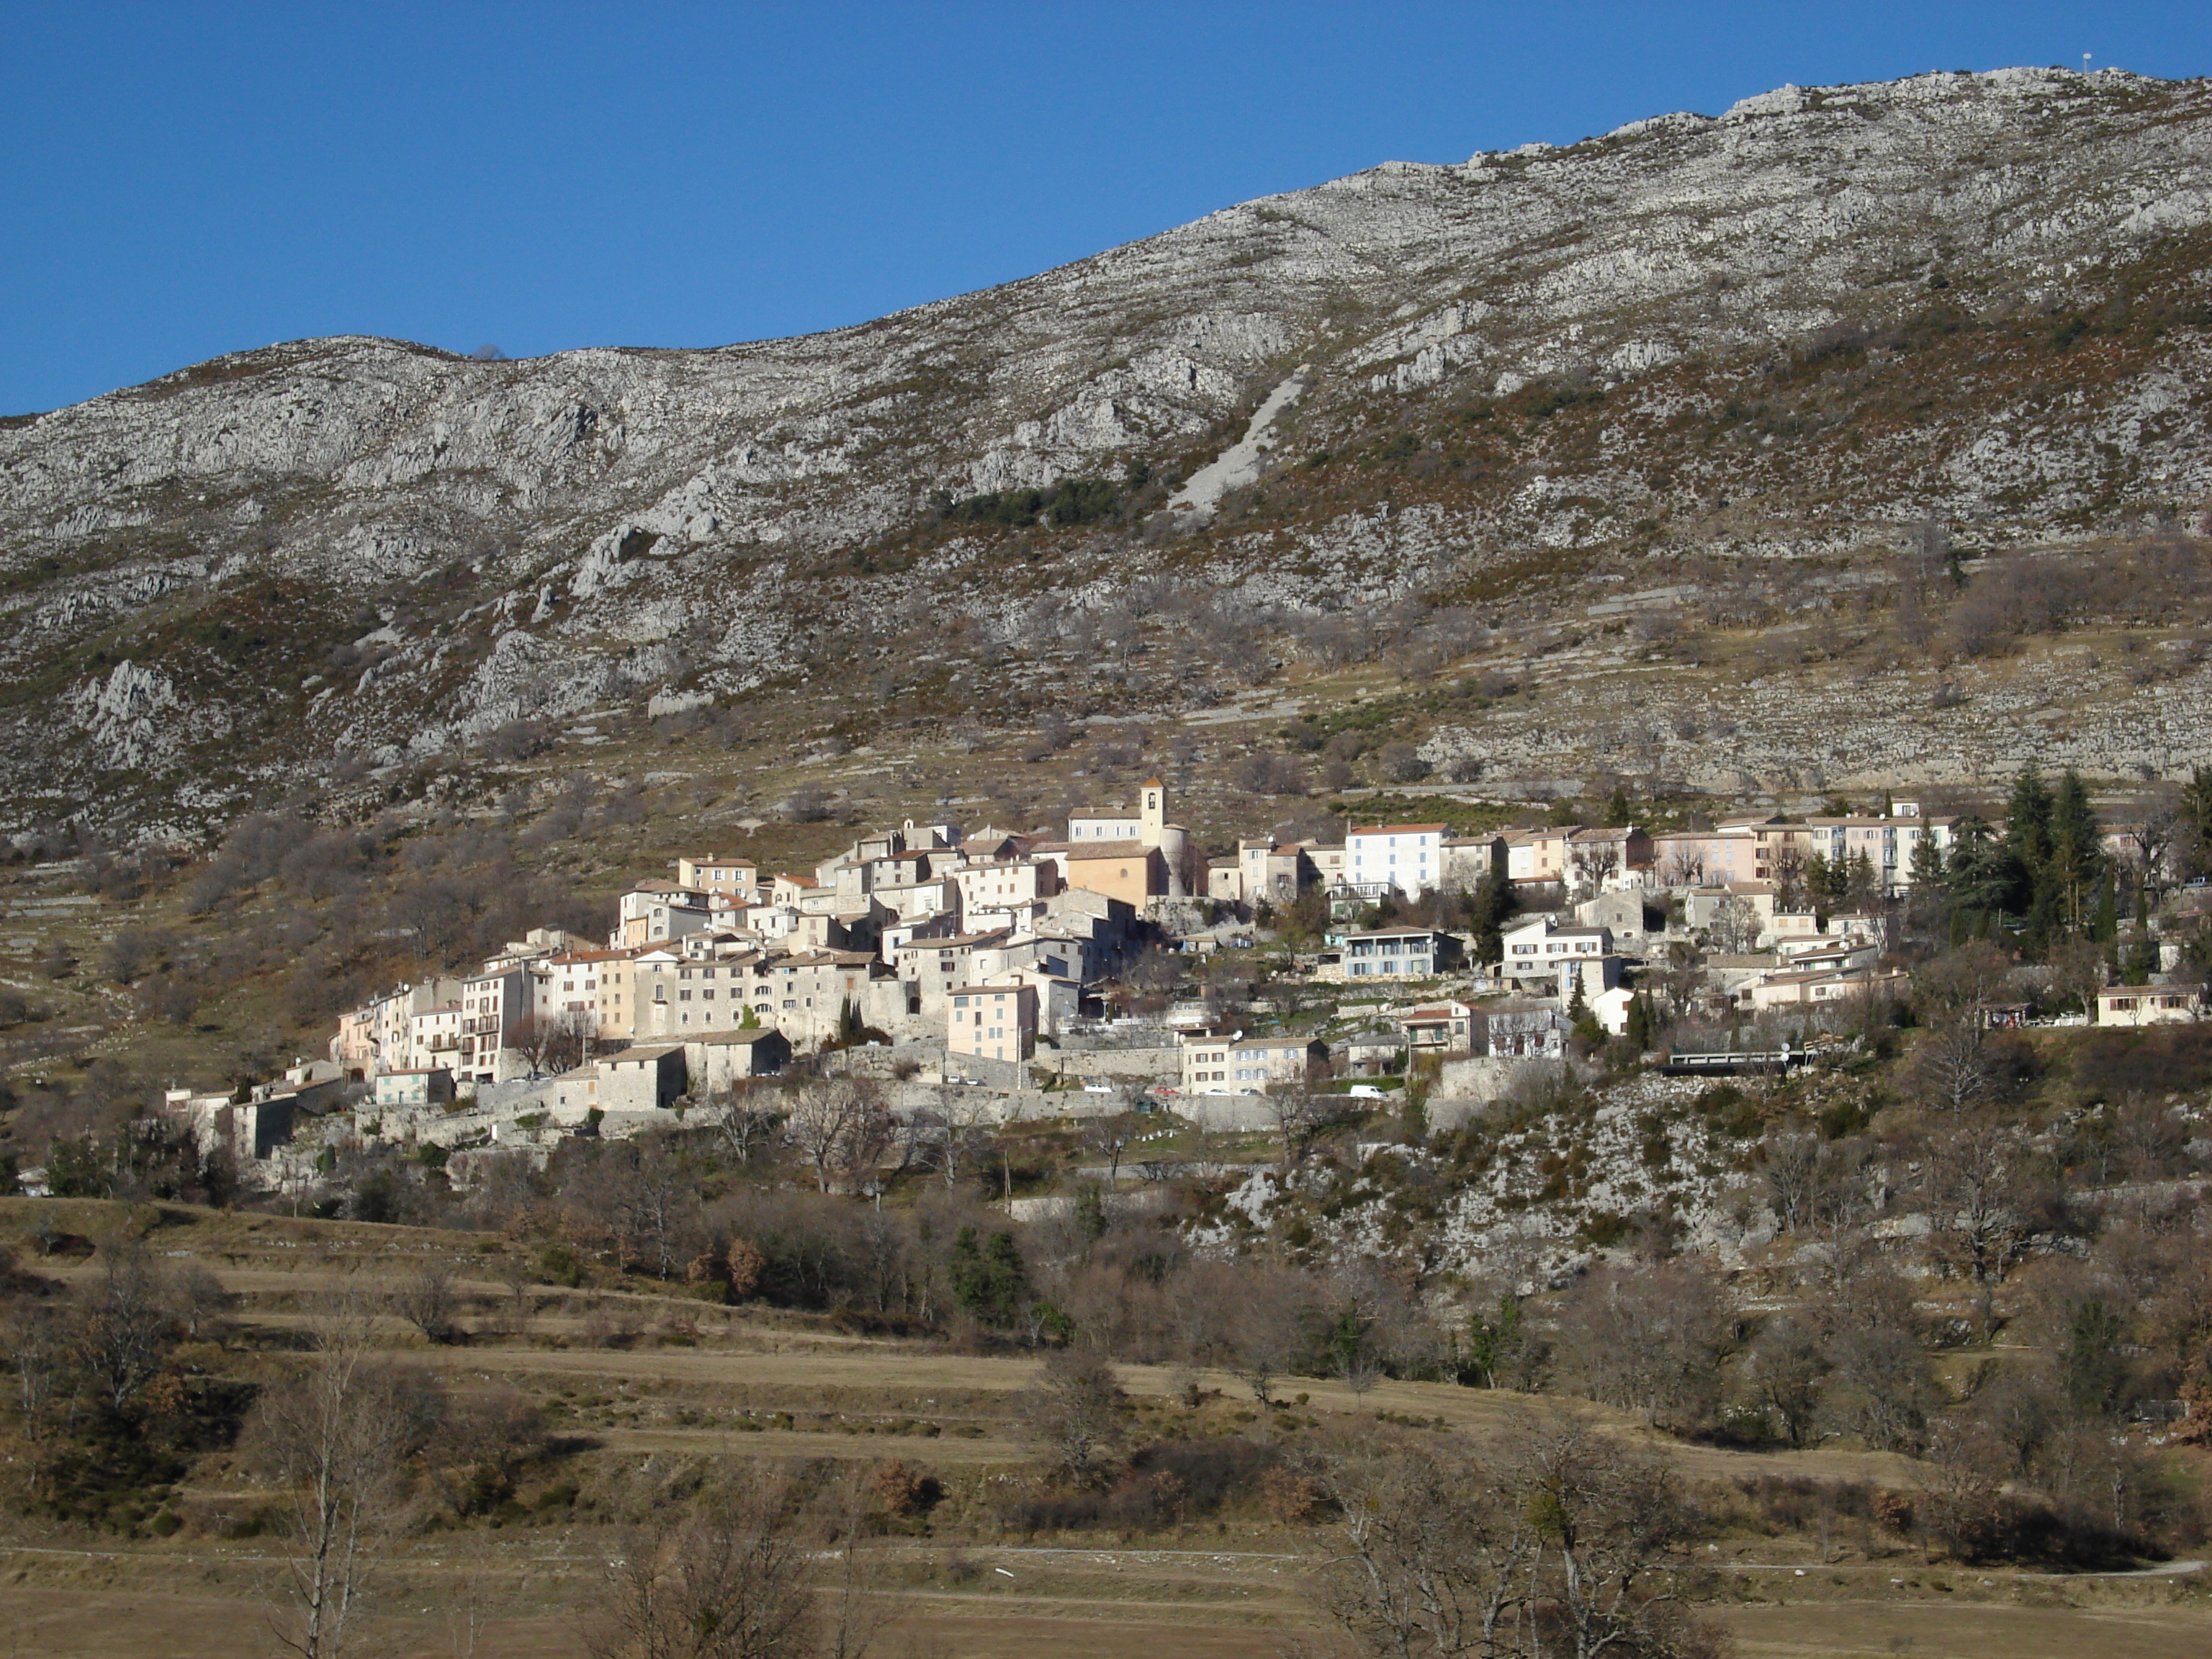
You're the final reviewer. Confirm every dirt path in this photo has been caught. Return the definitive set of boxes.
[1717,1596,2212,1658]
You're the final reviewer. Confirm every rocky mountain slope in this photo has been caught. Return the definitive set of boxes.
[8,66,2212,839]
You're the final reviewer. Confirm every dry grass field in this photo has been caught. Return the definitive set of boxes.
[1,1200,2208,1657]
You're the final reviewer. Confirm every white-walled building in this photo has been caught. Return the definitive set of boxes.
[1498,918,1613,987]
[1348,823,1446,899]
[1180,1033,1328,1095]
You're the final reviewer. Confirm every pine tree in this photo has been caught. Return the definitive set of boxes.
[1946,814,2017,922]
[1908,828,1954,940]
[1846,850,1880,909]
[1806,852,1835,914]
[950,1226,1028,1325]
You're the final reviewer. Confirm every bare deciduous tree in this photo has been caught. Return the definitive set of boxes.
[1761,1131,1824,1233]
[1305,1418,1715,1659]
[248,1316,435,1659]
[507,1012,591,1078]
[1552,1264,1728,1435]
[586,1473,816,1659]
[1816,1269,1936,1454]
[708,1084,779,1166]
[1227,1270,1314,1404]
[912,1086,994,1190]
[389,1259,460,1345]
[1079,1111,1141,1189]
[1264,1089,1339,1174]
[785,1078,893,1196]
[2124,786,2185,908]
[1926,1122,2037,1328]
[74,1238,179,1411]
[1568,840,1622,900]
[1914,1018,1994,1114]
[1016,1349,1130,1487]
[1743,1316,1827,1447]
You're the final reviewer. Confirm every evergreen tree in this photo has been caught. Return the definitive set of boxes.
[1805,852,1839,913]
[1464,1293,1524,1388]
[2045,768,2103,940]
[1624,992,1652,1053]
[2004,764,2056,935]
[2185,765,2212,862]
[1462,872,1517,966]
[950,1226,1028,1325]
[1946,814,2019,921]
[2092,869,2118,945]
[1845,850,1881,910]
[1907,830,1954,940]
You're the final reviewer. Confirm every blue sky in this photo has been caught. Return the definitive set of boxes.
[2,2,2205,413]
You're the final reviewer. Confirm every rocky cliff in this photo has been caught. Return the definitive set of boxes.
[7,66,2212,837]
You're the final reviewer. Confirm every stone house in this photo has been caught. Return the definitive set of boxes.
[374,1067,457,1110]
[1439,834,1507,892]
[893,929,1013,1015]
[1565,826,1654,894]
[459,964,534,1082]
[536,948,636,1040]
[408,1000,465,1074]
[1503,827,1575,888]
[683,1029,791,1091]
[1064,841,1168,907]
[599,1043,688,1112]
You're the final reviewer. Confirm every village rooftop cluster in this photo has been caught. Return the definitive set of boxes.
[153,783,2208,1182]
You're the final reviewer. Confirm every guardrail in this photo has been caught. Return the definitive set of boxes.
[1658,1048,1809,1076]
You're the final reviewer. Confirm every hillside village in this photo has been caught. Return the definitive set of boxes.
[144,775,2210,1195]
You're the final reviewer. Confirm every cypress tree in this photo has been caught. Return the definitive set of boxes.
[1625,992,1651,1052]
[2005,764,2055,931]
[2186,764,2212,854]
[2046,768,2102,940]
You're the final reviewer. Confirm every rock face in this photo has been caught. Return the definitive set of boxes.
[6,66,2212,832]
